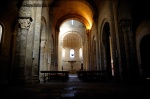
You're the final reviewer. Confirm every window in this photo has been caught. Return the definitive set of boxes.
[70,49,74,58]
[0,22,4,54]
[62,48,65,59]
[0,24,2,43]
[79,48,82,59]
[71,20,74,25]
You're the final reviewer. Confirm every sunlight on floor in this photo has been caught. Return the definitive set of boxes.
[69,74,78,77]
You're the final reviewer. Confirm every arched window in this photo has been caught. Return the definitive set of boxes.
[70,49,74,58]
[79,48,82,59]
[71,20,74,25]
[0,24,2,43]
[0,22,3,54]
[62,48,65,59]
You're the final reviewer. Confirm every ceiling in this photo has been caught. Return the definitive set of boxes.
[0,0,103,31]
[48,0,103,29]
[60,20,84,48]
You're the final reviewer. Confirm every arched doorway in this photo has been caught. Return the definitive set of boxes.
[102,22,113,78]
[140,35,150,79]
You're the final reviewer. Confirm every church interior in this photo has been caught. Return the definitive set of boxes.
[0,0,150,98]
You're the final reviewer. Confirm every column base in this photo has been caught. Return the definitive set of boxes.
[31,75,40,84]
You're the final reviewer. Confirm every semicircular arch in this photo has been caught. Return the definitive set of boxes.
[56,14,91,30]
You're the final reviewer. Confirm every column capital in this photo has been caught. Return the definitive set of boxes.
[86,29,91,33]
[18,17,33,30]
[120,19,132,33]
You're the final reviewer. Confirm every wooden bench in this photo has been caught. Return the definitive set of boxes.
[76,70,109,81]
[40,71,69,83]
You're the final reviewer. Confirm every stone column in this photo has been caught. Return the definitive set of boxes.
[82,30,87,70]
[120,20,133,81]
[82,31,87,70]
[32,3,42,83]
[53,28,59,70]
[14,17,32,84]
[49,13,54,70]
[14,0,33,84]
[108,0,120,81]
[86,29,90,70]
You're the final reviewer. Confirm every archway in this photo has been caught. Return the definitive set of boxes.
[39,17,48,81]
[58,20,85,73]
[140,35,150,79]
[102,22,113,78]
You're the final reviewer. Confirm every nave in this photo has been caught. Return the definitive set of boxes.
[1,74,150,99]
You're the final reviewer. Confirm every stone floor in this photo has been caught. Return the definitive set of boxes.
[1,74,150,99]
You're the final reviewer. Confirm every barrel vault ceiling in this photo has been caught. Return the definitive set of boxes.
[48,0,103,29]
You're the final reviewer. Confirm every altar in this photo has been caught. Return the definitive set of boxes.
[68,60,76,74]
[69,70,76,74]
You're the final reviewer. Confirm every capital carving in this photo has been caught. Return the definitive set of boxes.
[18,17,33,30]
[86,29,90,33]
[120,20,132,33]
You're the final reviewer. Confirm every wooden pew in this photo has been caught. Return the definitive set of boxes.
[40,71,69,83]
[76,70,109,81]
